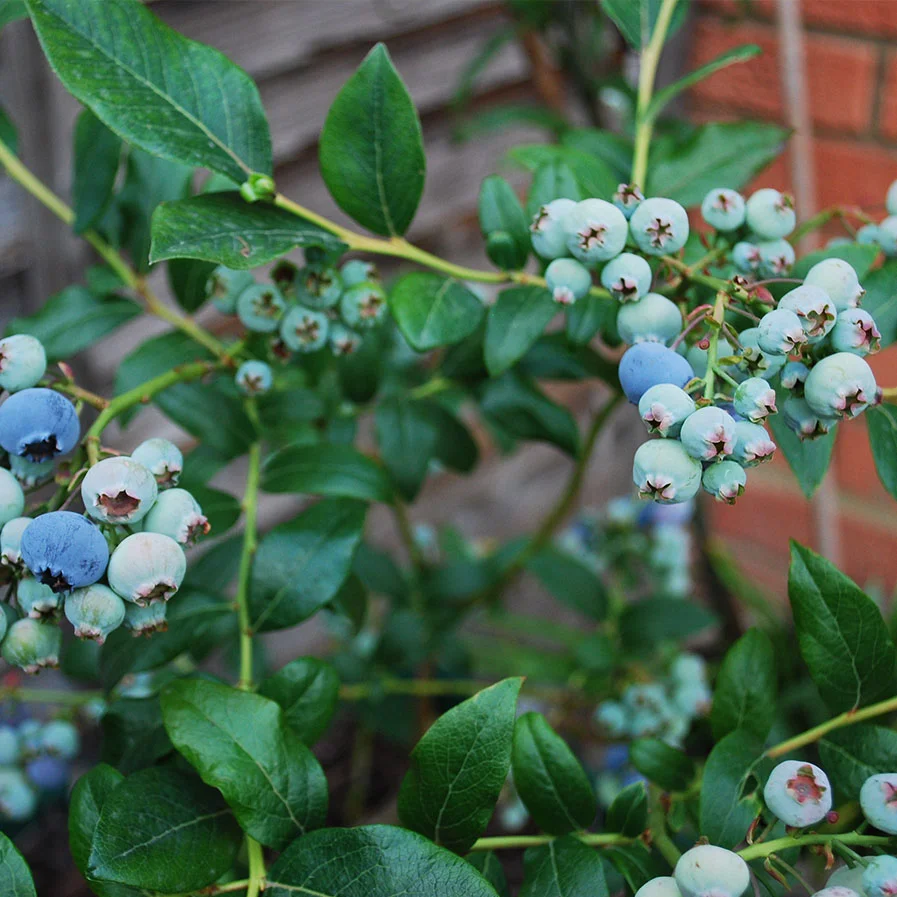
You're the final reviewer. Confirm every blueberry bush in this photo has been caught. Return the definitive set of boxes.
[1,0,897,894]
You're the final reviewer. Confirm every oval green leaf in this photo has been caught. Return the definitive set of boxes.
[0,832,36,897]
[629,738,695,792]
[485,286,556,377]
[520,835,608,897]
[259,657,341,746]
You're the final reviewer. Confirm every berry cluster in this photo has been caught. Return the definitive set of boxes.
[207,254,390,397]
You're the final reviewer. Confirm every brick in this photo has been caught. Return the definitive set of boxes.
[689,17,878,135]
[881,53,897,142]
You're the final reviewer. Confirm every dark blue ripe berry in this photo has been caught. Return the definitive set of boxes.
[20,511,109,593]
[0,388,80,461]
[618,342,695,404]
[25,755,69,792]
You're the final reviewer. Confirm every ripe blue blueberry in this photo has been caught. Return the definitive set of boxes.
[0,469,24,530]
[879,217,897,258]
[619,342,695,404]
[862,856,897,897]
[545,257,592,305]
[142,488,210,547]
[298,265,343,310]
[107,532,186,605]
[781,360,810,391]
[0,768,36,821]
[124,600,168,636]
[632,439,702,504]
[629,197,690,257]
[601,252,653,303]
[563,198,629,263]
[701,188,746,232]
[803,259,864,311]
[757,238,796,276]
[758,308,807,356]
[206,266,254,315]
[131,437,183,488]
[731,420,776,467]
[674,845,751,897]
[235,360,273,396]
[0,335,46,393]
[738,327,786,379]
[859,774,897,834]
[530,197,576,259]
[0,388,79,462]
[733,241,761,274]
[745,188,796,240]
[65,584,126,644]
[280,304,330,352]
[329,323,363,356]
[638,384,696,437]
[39,719,80,759]
[778,285,838,341]
[0,726,18,765]
[764,759,832,827]
[830,308,881,356]
[805,352,878,420]
[236,283,286,332]
[636,877,683,897]
[339,281,388,329]
[734,378,777,422]
[613,183,645,220]
[783,395,835,441]
[21,511,109,593]
[680,406,736,461]
[702,460,747,504]
[1,618,62,673]
[340,259,379,288]
[594,700,627,737]
[81,456,159,525]
[25,755,69,792]
[618,293,682,345]
[17,576,61,619]
[8,455,54,487]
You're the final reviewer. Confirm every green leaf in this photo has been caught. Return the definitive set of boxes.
[867,405,897,501]
[600,0,689,48]
[100,697,172,775]
[72,108,122,233]
[161,679,328,850]
[606,781,648,837]
[266,825,501,897]
[485,286,556,376]
[818,725,897,801]
[187,484,241,537]
[0,103,17,155]
[863,260,897,348]
[0,833,36,897]
[711,628,777,742]
[468,852,509,897]
[0,0,27,27]
[453,26,515,110]
[427,401,479,473]
[167,258,216,313]
[560,129,633,182]
[566,293,613,346]
[87,766,240,892]
[512,712,596,835]
[648,122,789,207]
[150,192,346,269]
[620,598,717,652]
[262,443,393,503]
[629,738,695,792]
[527,546,608,621]
[508,144,617,201]
[398,678,523,853]
[329,573,368,634]
[389,272,485,352]
[520,835,608,897]
[375,398,440,501]
[789,542,897,713]
[249,499,367,632]
[259,656,341,746]
[604,843,667,893]
[700,731,771,848]
[27,0,271,182]
[319,44,425,236]
[526,160,583,219]
[479,175,530,270]
[7,286,139,361]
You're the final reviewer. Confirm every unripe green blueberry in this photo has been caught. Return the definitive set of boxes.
[733,242,761,274]
[731,420,776,467]
[803,259,864,311]
[613,183,645,220]
[594,700,627,737]
[39,719,80,759]
[636,878,683,897]
[863,857,897,897]
[758,308,807,355]
[701,188,746,232]
[811,888,859,897]
[805,352,878,420]
[630,709,665,738]
[297,265,343,310]
[857,224,880,247]
[0,334,47,392]
[81,456,159,525]
[779,285,838,341]
[0,516,31,569]
[781,361,810,391]
[623,682,667,713]
[601,252,653,303]
[65,584,127,644]
[630,197,690,256]
[672,680,712,717]
[17,576,61,619]
[638,384,696,437]
[130,438,183,489]
[205,266,254,314]
[329,323,363,356]
[235,360,273,396]
[142,488,210,547]
[702,460,747,504]
[564,198,629,263]
[757,238,796,276]
[0,726,18,765]
[675,845,750,897]
[0,468,25,530]
[1,618,61,673]
[618,293,682,345]
[734,378,777,422]
[887,180,897,216]
[859,774,897,834]
[107,532,186,605]
[632,439,703,504]
[828,865,867,896]
[0,768,37,821]
[671,653,706,684]
[280,304,329,352]
[8,455,54,488]
[783,395,835,441]
[830,308,881,356]
[124,600,168,636]
[878,217,897,258]
[339,281,388,329]
[746,188,796,240]
[530,197,576,259]
[680,407,736,461]
[763,759,832,827]
[738,327,786,379]
[545,257,592,305]
[340,259,379,288]
[236,283,286,333]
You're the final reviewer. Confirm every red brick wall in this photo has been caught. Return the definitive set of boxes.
[689,1,897,598]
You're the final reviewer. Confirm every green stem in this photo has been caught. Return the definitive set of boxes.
[245,837,265,897]
[648,784,681,866]
[0,687,102,705]
[631,0,680,188]
[469,832,633,852]
[236,438,261,691]
[51,381,109,410]
[703,292,729,401]
[767,694,897,758]
[739,833,894,862]
[392,499,426,614]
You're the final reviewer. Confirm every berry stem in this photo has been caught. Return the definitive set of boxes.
[236,435,261,692]
[468,832,633,852]
[789,204,875,244]
[51,381,109,410]
[738,832,894,862]
[245,836,266,897]
[648,784,682,866]
[703,291,729,401]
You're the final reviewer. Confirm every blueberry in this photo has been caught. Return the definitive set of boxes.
[815,888,862,897]
[737,327,786,379]
[545,257,592,305]
[778,285,838,341]
[0,470,24,531]
[530,198,576,259]
[81,456,159,525]
[594,700,628,737]
[600,252,653,302]
[672,680,712,717]
[758,308,807,356]
[733,241,761,274]
[297,265,343,310]
[674,845,751,897]
[671,653,706,684]
[25,755,69,792]
[630,709,665,738]
[0,388,79,462]
[1,618,62,673]
[340,259,379,288]
[236,283,286,333]
[629,197,690,256]
[619,342,695,404]
[107,532,186,605]
[828,865,867,896]
[206,266,254,315]
[235,360,273,396]
[680,407,736,461]
[702,460,747,504]
[618,293,683,345]
[731,420,776,467]
[863,858,897,897]
[888,180,897,216]
[805,352,877,419]
[830,308,881,356]
[763,759,832,827]
[329,323,363,356]
[17,576,61,619]
[857,223,880,247]
[39,719,79,759]
[0,726,18,765]
[498,794,529,832]
[142,488,209,547]
[734,378,777,423]
[613,183,645,220]
[638,384,696,437]
[880,217,897,257]
[0,335,46,393]
[623,682,667,713]
[757,238,796,276]
[124,600,169,636]
[781,360,810,391]
[0,768,37,821]
[803,258,865,311]
[65,583,126,644]
[280,304,330,352]
[858,773,897,834]
[563,198,629,263]
[21,511,109,593]
[746,188,796,240]
[339,281,388,330]
[17,720,42,755]
[632,439,702,504]
[783,395,835,441]
[131,437,183,489]
[8,455,55,488]
[701,188,746,232]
